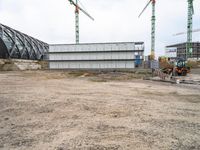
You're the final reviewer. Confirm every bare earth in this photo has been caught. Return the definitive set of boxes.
[0,70,200,150]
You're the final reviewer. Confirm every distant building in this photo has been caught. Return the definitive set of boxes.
[165,47,177,59]
[0,23,48,60]
[49,42,144,69]
[166,42,200,60]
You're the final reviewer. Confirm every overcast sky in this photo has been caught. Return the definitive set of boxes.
[0,0,199,56]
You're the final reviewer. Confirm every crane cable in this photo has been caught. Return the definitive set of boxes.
[77,0,88,14]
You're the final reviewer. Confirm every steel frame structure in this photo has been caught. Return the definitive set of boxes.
[0,23,48,60]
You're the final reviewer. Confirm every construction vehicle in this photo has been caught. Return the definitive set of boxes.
[161,58,190,76]
[173,58,190,76]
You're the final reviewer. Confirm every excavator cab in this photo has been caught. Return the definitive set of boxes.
[174,58,190,76]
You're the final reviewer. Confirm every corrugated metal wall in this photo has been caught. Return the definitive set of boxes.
[49,42,144,69]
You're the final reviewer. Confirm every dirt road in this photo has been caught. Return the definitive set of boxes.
[0,71,200,150]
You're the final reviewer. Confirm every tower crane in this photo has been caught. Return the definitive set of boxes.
[68,0,94,44]
[186,0,195,59]
[173,28,200,36]
[139,0,156,60]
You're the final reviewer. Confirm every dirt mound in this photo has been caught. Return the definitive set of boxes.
[0,59,47,71]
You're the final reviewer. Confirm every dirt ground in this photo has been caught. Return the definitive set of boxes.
[0,70,200,150]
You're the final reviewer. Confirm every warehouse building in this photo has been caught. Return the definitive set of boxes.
[0,23,48,60]
[49,42,144,69]
[166,42,200,60]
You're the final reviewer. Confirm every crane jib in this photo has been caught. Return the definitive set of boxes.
[68,0,94,21]
[138,0,152,18]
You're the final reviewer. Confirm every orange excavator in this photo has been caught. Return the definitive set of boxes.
[161,58,190,76]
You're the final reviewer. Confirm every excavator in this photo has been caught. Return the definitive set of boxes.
[160,58,190,76]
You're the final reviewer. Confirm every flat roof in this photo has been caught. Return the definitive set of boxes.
[166,42,200,48]
[50,41,144,46]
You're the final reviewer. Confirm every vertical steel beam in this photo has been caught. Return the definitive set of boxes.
[0,25,3,39]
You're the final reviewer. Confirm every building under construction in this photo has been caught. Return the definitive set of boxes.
[49,42,144,69]
[166,42,200,60]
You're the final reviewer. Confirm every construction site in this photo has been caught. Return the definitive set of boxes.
[0,0,200,149]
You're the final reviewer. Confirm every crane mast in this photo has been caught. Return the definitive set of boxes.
[186,0,194,59]
[139,0,156,60]
[68,0,94,44]
[151,0,156,60]
[75,0,79,44]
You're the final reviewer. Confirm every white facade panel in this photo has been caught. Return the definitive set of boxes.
[126,61,135,68]
[49,52,136,61]
[49,42,143,53]
[50,61,136,69]
[111,44,117,51]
